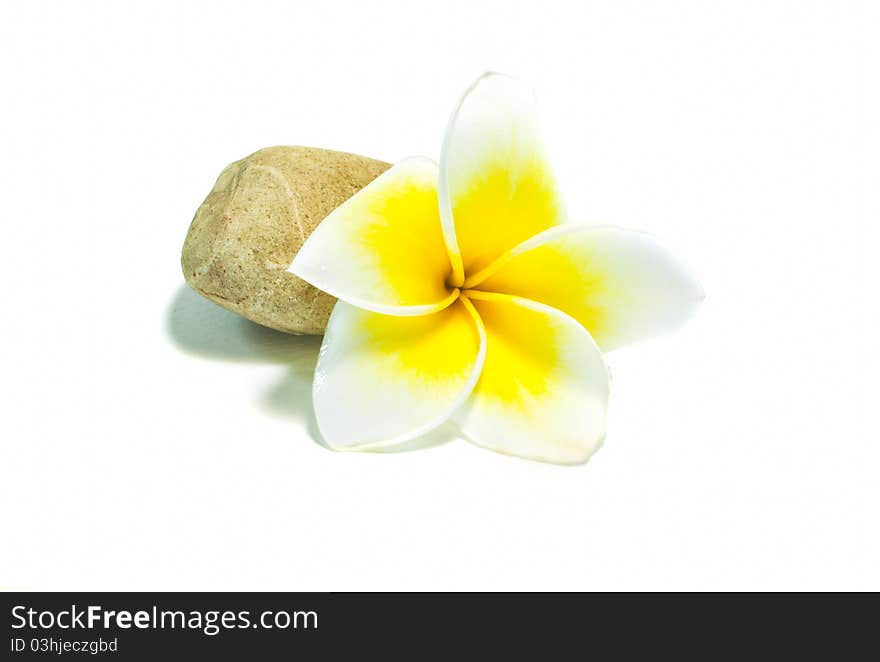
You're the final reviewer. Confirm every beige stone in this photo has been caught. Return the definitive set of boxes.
[181,146,390,334]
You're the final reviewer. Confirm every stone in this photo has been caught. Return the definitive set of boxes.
[181,146,391,334]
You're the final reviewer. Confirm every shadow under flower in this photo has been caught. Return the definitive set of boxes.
[165,284,453,454]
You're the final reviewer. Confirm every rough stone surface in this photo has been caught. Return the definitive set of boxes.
[181,146,390,334]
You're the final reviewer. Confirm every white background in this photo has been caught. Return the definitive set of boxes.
[1,1,874,590]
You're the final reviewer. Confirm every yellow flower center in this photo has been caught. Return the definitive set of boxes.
[443,258,508,305]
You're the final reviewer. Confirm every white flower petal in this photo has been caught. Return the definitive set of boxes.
[473,225,704,351]
[454,292,609,465]
[313,299,485,450]
[439,73,564,285]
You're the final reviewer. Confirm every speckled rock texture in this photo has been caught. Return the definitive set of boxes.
[181,146,391,334]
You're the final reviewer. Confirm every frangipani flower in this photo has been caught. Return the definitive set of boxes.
[289,73,703,464]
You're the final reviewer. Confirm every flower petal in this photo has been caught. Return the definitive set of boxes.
[290,157,457,316]
[472,225,704,351]
[313,298,485,450]
[439,73,564,285]
[454,292,609,465]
